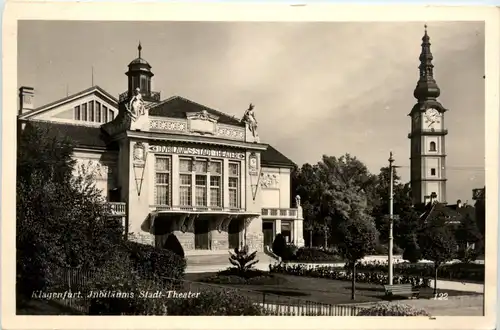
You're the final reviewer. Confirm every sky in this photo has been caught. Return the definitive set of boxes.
[18,20,485,203]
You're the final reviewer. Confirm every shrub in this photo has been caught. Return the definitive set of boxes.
[457,246,480,264]
[163,234,185,258]
[403,243,422,263]
[229,245,259,273]
[166,289,267,315]
[357,302,430,316]
[294,247,343,262]
[272,234,287,259]
[86,251,167,315]
[123,240,186,282]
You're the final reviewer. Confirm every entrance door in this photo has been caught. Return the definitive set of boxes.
[228,219,240,249]
[281,221,292,244]
[194,219,210,249]
[263,221,274,247]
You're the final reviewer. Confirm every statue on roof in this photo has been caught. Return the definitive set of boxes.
[242,103,258,138]
[127,88,146,121]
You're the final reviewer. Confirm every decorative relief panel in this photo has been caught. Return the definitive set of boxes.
[149,116,245,141]
[260,173,280,189]
[187,110,218,135]
[216,126,245,141]
[150,119,187,132]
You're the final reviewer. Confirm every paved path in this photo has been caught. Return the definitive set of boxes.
[355,295,484,316]
[429,279,483,293]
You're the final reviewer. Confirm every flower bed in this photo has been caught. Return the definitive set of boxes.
[270,264,430,287]
[354,260,484,283]
[291,247,344,263]
[201,268,287,286]
[357,302,430,316]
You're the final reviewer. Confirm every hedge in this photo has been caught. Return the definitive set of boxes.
[166,289,268,315]
[123,240,186,281]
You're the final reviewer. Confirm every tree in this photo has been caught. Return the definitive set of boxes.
[455,208,482,263]
[335,207,378,300]
[418,211,456,295]
[474,196,485,238]
[16,124,123,296]
[455,208,482,247]
[291,154,379,249]
[371,167,419,249]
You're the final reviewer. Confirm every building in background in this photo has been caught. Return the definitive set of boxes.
[408,26,448,206]
[17,43,305,255]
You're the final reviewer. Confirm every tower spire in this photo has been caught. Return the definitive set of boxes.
[138,41,142,58]
[413,24,441,101]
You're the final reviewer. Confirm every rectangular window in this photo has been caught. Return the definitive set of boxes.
[74,105,81,120]
[209,161,222,207]
[155,156,171,205]
[179,158,192,206]
[194,160,208,206]
[228,162,240,208]
[109,109,114,120]
[88,102,94,122]
[195,175,207,206]
[103,106,108,122]
[178,158,223,208]
[179,174,192,206]
[96,102,101,123]
[431,168,436,176]
[82,103,88,121]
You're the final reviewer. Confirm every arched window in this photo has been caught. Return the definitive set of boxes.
[429,141,436,151]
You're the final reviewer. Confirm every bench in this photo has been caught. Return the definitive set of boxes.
[384,284,420,299]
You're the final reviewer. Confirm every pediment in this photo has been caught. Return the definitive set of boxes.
[19,86,118,127]
[186,110,219,135]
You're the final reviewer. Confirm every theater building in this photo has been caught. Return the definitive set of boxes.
[18,44,305,254]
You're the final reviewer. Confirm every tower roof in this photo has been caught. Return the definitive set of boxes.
[413,25,441,101]
[127,42,153,75]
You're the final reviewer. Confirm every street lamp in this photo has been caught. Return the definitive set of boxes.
[388,152,395,285]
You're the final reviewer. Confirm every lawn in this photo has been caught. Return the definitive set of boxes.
[185,272,480,306]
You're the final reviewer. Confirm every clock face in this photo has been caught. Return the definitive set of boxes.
[424,108,441,128]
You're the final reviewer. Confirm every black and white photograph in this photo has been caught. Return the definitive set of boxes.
[2,3,498,330]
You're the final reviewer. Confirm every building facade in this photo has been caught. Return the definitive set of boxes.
[18,44,305,254]
[409,26,448,206]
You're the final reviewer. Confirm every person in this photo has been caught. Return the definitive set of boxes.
[128,88,145,119]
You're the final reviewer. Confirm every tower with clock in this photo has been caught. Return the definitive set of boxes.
[408,26,448,206]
